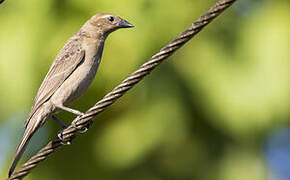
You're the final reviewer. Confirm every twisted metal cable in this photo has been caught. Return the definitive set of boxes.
[7,0,236,179]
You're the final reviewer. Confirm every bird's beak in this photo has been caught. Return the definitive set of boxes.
[118,19,134,28]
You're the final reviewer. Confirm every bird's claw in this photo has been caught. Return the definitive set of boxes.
[61,141,71,145]
[72,120,93,133]
[57,130,71,145]
[71,120,86,133]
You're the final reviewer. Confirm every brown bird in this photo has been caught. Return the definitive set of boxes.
[9,13,133,177]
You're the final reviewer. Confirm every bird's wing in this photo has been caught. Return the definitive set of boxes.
[25,36,85,127]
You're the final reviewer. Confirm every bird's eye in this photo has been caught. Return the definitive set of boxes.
[108,16,114,22]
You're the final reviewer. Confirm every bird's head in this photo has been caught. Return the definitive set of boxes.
[84,13,133,38]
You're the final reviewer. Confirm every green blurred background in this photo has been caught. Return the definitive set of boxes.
[0,0,289,179]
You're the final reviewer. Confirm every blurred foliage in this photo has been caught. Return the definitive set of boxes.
[0,0,289,180]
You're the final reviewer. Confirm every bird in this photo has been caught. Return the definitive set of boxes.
[8,13,133,177]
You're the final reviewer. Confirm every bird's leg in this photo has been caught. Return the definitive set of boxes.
[52,115,71,145]
[52,115,67,129]
[55,104,85,116]
[54,104,88,134]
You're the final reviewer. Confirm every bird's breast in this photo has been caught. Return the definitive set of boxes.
[55,47,103,106]
[69,52,101,95]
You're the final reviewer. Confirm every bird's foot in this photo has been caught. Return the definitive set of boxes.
[57,130,72,145]
[72,119,93,133]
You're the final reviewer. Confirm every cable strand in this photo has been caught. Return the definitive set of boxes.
[7,0,236,179]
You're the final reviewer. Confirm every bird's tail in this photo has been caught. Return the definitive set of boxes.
[8,111,44,177]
